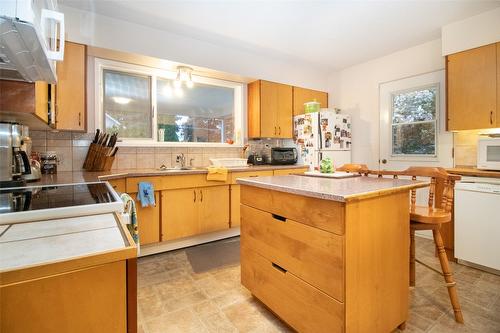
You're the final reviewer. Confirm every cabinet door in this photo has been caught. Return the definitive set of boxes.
[230,185,241,227]
[260,80,279,137]
[161,188,199,241]
[136,191,160,245]
[293,87,328,116]
[447,44,497,130]
[199,185,230,233]
[35,82,49,123]
[276,83,293,138]
[55,41,86,131]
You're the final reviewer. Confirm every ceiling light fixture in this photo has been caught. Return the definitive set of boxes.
[112,96,131,105]
[175,65,194,88]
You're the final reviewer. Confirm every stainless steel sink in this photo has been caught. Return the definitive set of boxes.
[158,165,202,171]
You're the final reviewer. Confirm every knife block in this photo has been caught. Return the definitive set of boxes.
[83,144,115,171]
[83,143,100,170]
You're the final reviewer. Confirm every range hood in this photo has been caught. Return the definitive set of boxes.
[0,1,65,83]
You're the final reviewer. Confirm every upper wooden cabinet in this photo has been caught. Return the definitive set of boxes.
[53,41,87,132]
[498,43,500,128]
[0,80,49,125]
[447,43,498,130]
[248,80,293,138]
[293,87,328,116]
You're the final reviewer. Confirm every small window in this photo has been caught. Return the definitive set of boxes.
[157,78,234,143]
[391,86,437,156]
[103,70,152,139]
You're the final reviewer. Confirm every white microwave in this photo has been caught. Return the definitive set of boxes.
[477,137,500,171]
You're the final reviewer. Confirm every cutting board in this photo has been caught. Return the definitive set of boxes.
[304,171,361,179]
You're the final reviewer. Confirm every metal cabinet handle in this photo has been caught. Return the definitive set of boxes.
[193,190,196,202]
[491,111,494,125]
[274,126,277,135]
[78,112,81,126]
[272,214,286,222]
[278,127,281,135]
[200,189,203,202]
[381,159,387,164]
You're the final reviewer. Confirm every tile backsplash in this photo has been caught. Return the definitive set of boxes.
[31,131,244,171]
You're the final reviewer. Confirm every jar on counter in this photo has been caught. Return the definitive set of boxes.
[40,151,58,174]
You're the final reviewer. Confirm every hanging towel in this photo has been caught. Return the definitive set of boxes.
[206,166,229,182]
[120,193,139,247]
[137,182,156,207]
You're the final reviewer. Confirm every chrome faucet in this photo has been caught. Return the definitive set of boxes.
[176,153,186,168]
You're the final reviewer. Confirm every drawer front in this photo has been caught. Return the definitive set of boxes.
[107,179,126,193]
[126,174,229,192]
[241,204,344,301]
[240,185,345,235]
[241,246,344,333]
[272,167,308,176]
[230,170,273,184]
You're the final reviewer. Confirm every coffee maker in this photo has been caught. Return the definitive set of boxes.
[0,122,31,188]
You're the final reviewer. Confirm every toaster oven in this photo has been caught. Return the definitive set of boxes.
[477,137,500,171]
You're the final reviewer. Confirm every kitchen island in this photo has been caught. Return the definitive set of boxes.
[237,175,427,333]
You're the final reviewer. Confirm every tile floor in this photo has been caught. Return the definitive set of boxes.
[137,237,500,333]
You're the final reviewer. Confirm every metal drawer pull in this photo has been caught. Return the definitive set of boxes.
[193,190,196,202]
[272,214,286,222]
[272,262,287,273]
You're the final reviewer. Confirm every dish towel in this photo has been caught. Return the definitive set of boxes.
[137,182,156,207]
[206,166,229,182]
[120,193,139,246]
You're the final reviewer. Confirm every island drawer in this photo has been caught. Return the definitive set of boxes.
[240,185,345,235]
[241,246,344,333]
[241,204,344,301]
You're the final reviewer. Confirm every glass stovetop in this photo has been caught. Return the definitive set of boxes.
[0,182,118,215]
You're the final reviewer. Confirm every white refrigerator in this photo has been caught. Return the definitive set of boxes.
[293,110,351,171]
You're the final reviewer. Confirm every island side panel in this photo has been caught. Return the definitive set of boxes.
[344,191,410,333]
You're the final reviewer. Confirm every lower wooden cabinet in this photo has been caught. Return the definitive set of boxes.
[161,186,229,241]
[136,191,161,245]
[1,261,128,333]
[230,184,241,227]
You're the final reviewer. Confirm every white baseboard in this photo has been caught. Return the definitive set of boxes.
[139,227,241,257]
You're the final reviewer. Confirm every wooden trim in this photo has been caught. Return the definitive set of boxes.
[126,258,137,333]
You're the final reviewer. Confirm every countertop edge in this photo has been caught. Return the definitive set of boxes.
[237,177,428,202]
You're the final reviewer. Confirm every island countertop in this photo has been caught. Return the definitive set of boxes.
[236,174,428,202]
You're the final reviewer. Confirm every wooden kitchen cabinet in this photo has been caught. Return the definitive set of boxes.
[0,80,49,125]
[161,185,230,241]
[135,191,161,245]
[447,43,497,130]
[293,87,328,116]
[53,41,86,131]
[248,80,293,138]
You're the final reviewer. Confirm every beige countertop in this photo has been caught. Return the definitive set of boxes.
[447,166,500,179]
[29,164,308,185]
[237,174,428,202]
[0,213,136,283]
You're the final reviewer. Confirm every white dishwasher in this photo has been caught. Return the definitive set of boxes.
[455,177,500,273]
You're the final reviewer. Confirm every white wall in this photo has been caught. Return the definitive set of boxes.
[60,5,328,91]
[327,39,445,168]
[442,7,500,56]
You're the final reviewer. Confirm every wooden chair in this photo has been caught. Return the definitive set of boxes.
[398,167,464,324]
[336,163,370,174]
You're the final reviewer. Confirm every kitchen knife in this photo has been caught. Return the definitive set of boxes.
[93,129,100,144]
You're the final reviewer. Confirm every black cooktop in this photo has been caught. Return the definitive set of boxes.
[0,182,118,215]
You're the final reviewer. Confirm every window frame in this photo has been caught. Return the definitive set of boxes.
[388,83,440,160]
[95,58,244,147]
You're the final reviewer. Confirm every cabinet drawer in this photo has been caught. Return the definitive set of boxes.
[240,185,344,235]
[241,246,344,333]
[241,204,344,301]
[230,170,273,184]
[273,168,308,176]
[107,179,126,193]
[126,174,229,192]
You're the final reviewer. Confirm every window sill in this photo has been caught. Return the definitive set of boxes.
[116,141,244,148]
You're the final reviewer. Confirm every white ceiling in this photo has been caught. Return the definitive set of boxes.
[61,0,500,71]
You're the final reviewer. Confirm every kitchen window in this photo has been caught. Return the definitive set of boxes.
[95,59,244,146]
[390,85,438,156]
